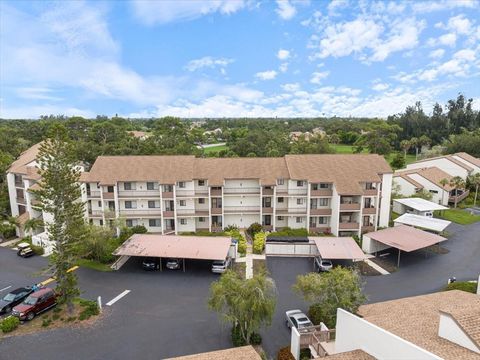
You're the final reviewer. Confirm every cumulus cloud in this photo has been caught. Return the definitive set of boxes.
[310,71,330,84]
[277,49,291,60]
[255,70,278,80]
[429,48,445,59]
[281,83,300,92]
[275,0,296,20]
[185,56,234,72]
[372,83,389,91]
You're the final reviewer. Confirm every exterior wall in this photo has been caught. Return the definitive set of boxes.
[335,309,442,360]
[330,188,340,236]
[393,177,418,198]
[7,173,19,217]
[223,195,259,208]
[276,215,288,228]
[176,217,196,232]
[224,179,260,190]
[451,155,480,175]
[392,201,407,215]
[407,174,449,205]
[438,313,480,354]
[378,173,392,228]
[223,214,259,229]
[362,235,390,254]
[287,215,307,229]
[406,158,470,180]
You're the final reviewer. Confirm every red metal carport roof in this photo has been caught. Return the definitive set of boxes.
[113,234,232,260]
[311,237,366,260]
[364,225,446,252]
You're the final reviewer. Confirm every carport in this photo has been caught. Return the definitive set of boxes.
[362,225,447,267]
[394,213,451,233]
[311,237,366,261]
[113,234,233,272]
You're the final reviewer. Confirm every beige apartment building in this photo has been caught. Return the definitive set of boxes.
[79,154,393,237]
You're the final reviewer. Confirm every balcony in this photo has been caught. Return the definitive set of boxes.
[262,188,274,196]
[361,225,375,233]
[102,192,114,200]
[162,191,173,199]
[88,210,103,217]
[262,225,273,231]
[194,189,209,196]
[163,210,175,218]
[211,207,222,215]
[16,197,26,205]
[339,222,359,230]
[118,190,159,198]
[309,226,330,233]
[362,207,376,215]
[223,187,260,195]
[310,189,333,197]
[120,209,162,216]
[176,189,195,197]
[276,208,307,214]
[363,188,378,196]
[223,206,260,213]
[87,190,101,198]
[286,189,307,195]
[449,189,469,204]
[262,207,273,214]
[211,225,223,232]
[15,181,25,188]
[310,208,332,216]
[340,203,361,211]
[210,188,222,196]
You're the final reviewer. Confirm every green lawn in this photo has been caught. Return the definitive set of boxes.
[333,144,416,165]
[76,258,113,272]
[203,144,228,154]
[435,209,480,225]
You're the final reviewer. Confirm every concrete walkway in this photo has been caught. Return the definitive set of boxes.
[245,243,253,279]
[364,259,390,275]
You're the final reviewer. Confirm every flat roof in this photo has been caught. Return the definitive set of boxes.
[394,214,451,232]
[167,346,261,360]
[364,225,446,252]
[114,234,231,260]
[311,237,366,260]
[359,290,480,360]
[393,198,448,212]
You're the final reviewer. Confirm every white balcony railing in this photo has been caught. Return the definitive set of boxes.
[119,209,162,216]
[118,190,160,197]
[223,206,260,212]
[223,187,260,194]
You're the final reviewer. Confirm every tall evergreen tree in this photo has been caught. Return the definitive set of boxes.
[33,125,86,311]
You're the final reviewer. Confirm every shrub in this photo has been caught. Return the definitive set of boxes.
[41,319,52,327]
[231,324,247,347]
[300,348,311,360]
[78,299,100,321]
[250,332,262,345]
[224,224,239,232]
[253,232,266,254]
[30,243,45,255]
[66,316,77,322]
[226,229,247,256]
[277,346,295,360]
[130,225,147,234]
[1,316,20,333]
[247,222,262,237]
[269,227,308,237]
[444,281,477,293]
[52,313,60,321]
[237,237,247,256]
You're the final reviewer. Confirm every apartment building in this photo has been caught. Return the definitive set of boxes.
[79,154,393,237]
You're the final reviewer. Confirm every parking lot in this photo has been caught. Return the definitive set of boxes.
[1,220,479,359]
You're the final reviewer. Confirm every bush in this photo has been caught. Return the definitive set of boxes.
[78,299,100,321]
[277,346,295,360]
[247,222,262,237]
[269,227,308,237]
[253,232,266,254]
[250,332,262,345]
[30,243,45,255]
[41,319,52,327]
[444,281,477,293]
[1,316,20,333]
[224,224,239,232]
[130,225,147,234]
[237,237,247,256]
[300,348,311,360]
[231,324,247,347]
[226,229,247,256]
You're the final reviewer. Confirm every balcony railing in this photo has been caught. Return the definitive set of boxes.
[340,203,361,211]
[210,188,222,196]
[195,189,209,195]
[175,190,195,197]
[119,209,162,216]
[309,226,330,233]
[224,206,260,213]
[102,192,114,200]
[163,210,175,218]
[262,207,273,214]
[223,187,260,194]
[310,189,333,196]
[87,190,101,198]
[449,189,469,203]
[262,225,273,231]
[362,207,376,214]
[211,207,222,214]
[176,208,196,215]
[286,189,307,195]
[276,208,307,214]
[16,197,26,205]
[361,225,375,233]
[363,188,378,196]
[211,225,223,232]
[310,208,332,216]
[15,181,25,188]
[339,222,359,229]
[262,188,274,195]
[118,190,159,198]
[162,191,174,199]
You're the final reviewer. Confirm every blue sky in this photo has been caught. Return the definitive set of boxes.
[0,0,479,119]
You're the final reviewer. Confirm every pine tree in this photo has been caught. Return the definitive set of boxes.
[33,125,86,312]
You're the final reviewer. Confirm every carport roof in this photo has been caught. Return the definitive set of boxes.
[364,225,446,252]
[393,198,448,212]
[394,213,451,232]
[113,234,232,260]
[311,237,366,260]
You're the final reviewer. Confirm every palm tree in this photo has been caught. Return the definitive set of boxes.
[400,140,411,159]
[467,173,480,208]
[410,137,419,160]
[439,178,449,207]
[328,134,340,151]
[23,218,44,235]
[449,176,466,208]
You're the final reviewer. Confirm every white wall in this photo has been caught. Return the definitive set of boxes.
[335,309,442,360]
[408,174,448,205]
[393,177,418,198]
[223,195,260,207]
[224,179,259,189]
[406,158,470,180]
[451,155,480,175]
[379,174,392,228]
[7,173,19,217]
[330,187,340,236]
[362,235,390,254]
[287,215,307,229]
[438,313,480,354]
[177,217,196,232]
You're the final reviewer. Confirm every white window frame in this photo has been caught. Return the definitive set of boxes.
[180,218,187,225]
[178,181,186,188]
[296,217,303,223]
[297,198,304,205]
[277,178,284,185]
[179,200,186,206]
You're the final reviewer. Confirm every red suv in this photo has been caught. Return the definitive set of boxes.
[12,288,58,321]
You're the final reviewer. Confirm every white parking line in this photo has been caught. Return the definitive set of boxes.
[106,290,131,306]
[0,286,12,292]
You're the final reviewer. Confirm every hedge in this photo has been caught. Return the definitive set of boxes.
[226,229,247,256]
[269,227,308,237]
[253,232,266,254]
[1,316,20,333]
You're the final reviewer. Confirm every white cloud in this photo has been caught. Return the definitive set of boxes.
[447,14,472,35]
[328,0,349,15]
[277,49,291,60]
[185,56,234,72]
[255,70,278,80]
[275,0,296,20]
[454,48,476,61]
[281,83,300,92]
[429,48,445,59]
[372,83,389,91]
[131,0,246,25]
[438,32,457,47]
[279,63,289,73]
[310,71,330,84]
[15,87,63,101]
[0,103,96,119]
[412,0,478,13]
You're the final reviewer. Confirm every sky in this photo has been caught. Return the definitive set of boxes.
[0,0,479,119]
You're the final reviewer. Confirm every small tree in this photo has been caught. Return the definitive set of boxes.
[389,152,405,170]
[23,218,44,235]
[400,140,411,159]
[208,270,276,346]
[449,176,466,208]
[293,267,366,328]
[467,173,480,207]
[439,178,449,207]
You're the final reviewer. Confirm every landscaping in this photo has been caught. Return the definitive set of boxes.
[444,281,478,294]
[435,208,480,225]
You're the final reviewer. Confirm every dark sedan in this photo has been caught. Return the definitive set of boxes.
[142,257,160,271]
[0,287,34,315]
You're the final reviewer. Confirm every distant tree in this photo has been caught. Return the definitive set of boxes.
[400,140,412,158]
[439,178,450,207]
[23,218,44,235]
[389,152,405,170]
[467,173,480,207]
[413,189,433,201]
[354,121,401,155]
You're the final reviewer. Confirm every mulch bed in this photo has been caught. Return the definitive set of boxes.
[253,259,267,276]
[355,261,381,276]
[370,256,398,273]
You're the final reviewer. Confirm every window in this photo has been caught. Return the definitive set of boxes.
[278,197,284,203]
[312,184,318,190]
[148,200,158,208]
[124,182,132,190]
[163,185,173,192]
[147,182,155,190]
[363,216,370,226]
[297,198,304,205]
[198,198,205,204]
[108,201,115,210]
[263,215,272,226]
[180,218,187,225]
[179,200,186,206]
[319,183,330,189]
[212,198,222,208]
[365,182,374,190]
[149,219,161,227]
[319,198,329,207]
[277,216,285,221]
[364,198,372,208]
[429,190,439,194]
[277,178,284,185]
[107,186,114,193]
[199,217,206,222]
[297,181,303,187]
[198,180,205,186]
[296,217,303,223]
[99,219,103,226]
[263,197,271,208]
[98,201,102,207]
[126,219,133,227]
[125,201,136,209]
[318,217,327,224]
[178,181,186,188]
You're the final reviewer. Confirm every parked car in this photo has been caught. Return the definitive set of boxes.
[12,288,58,321]
[166,258,181,270]
[285,310,314,332]
[211,257,231,274]
[16,243,35,258]
[142,257,160,271]
[315,257,333,272]
[0,287,34,315]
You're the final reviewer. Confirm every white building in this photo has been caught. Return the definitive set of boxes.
[392,197,448,217]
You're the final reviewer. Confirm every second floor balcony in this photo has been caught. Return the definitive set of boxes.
[310,208,332,216]
[118,190,160,198]
[223,206,260,213]
[223,187,260,195]
[339,222,359,229]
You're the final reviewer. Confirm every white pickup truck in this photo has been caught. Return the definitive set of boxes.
[285,309,314,332]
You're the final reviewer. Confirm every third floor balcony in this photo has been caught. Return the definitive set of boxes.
[223,187,260,195]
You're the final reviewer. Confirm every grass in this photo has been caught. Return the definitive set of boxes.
[203,144,228,154]
[252,259,267,276]
[76,258,113,272]
[333,144,416,165]
[232,262,246,279]
[435,208,480,225]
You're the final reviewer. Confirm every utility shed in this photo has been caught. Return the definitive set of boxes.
[394,213,451,233]
[362,225,447,267]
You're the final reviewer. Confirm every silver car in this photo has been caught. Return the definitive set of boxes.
[315,257,333,272]
[211,258,231,274]
[285,309,314,332]
[166,258,181,270]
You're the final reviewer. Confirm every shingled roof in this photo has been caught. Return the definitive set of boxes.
[395,167,453,190]
[7,142,42,174]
